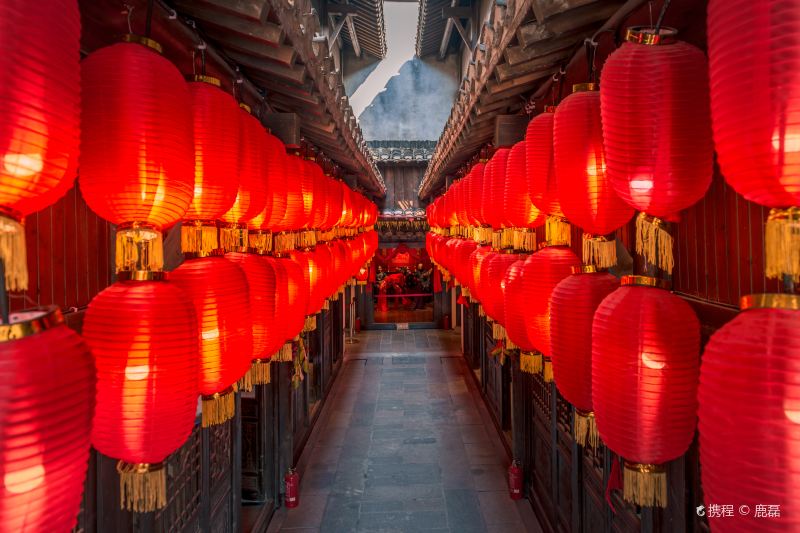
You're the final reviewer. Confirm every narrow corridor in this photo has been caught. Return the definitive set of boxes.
[270,330,541,533]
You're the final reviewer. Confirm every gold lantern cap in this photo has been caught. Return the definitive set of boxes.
[572,265,599,274]
[620,275,670,290]
[123,34,163,54]
[740,293,800,311]
[0,306,63,342]
[190,75,221,87]
[625,26,678,46]
[572,83,597,93]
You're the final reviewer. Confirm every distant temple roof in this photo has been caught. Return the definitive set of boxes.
[368,141,437,163]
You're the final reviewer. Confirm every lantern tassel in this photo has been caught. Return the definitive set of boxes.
[492,322,506,340]
[583,235,617,269]
[180,222,218,254]
[574,410,599,448]
[251,359,271,385]
[303,315,317,332]
[115,225,163,272]
[236,366,253,393]
[506,337,518,350]
[273,343,293,363]
[542,357,554,382]
[501,228,515,250]
[765,207,800,282]
[248,231,273,254]
[117,462,166,512]
[477,304,485,317]
[623,462,667,508]
[273,232,297,254]
[0,215,27,291]
[520,351,542,374]
[219,225,248,253]
[635,214,674,274]
[546,216,571,245]
[514,229,536,252]
[201,388,235,427]
[461,286,471,298]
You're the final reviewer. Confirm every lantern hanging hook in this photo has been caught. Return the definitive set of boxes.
[124,3,135,34]
[654,0,672,35]
[584,38,599,83]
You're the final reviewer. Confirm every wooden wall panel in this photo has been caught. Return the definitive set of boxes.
[379,164,426,211]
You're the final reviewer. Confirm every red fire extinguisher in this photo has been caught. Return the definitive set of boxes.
[285,468,299,508]
[508,459,523,500]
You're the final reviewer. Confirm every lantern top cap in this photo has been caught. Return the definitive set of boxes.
[572,83,597,93]
[239,103,252,114]
[122,34,163,54]
[538,240,569,249]
[740,293,800,311]
[117,270,167,282]
[625,26,678,46]
[620,275,671,290]
[543,105,557,113]
[191,75,221,87]
[0,306,63,343]
[572,265,599,274]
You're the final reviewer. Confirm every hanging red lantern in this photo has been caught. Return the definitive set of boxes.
[484,252,521,340]
[469,245,493,308]
[592,276,700,508]
[484,149,510,232]
[170,256,253,427]
[289,249,323,332]
[707,1,800,281]
[601,27,713,273]
[0,307,92,529]
[226,252,279,387]
[526,108,570,244]
[503,257,539,371]
[84,277,199,512]
[219,106,268,251]
[550,267,619,447]
[181,76,240,255]
[81,38,194,273]
[554,85,633,267]
[249,130,288,253]
[698,293,800,532]
[0,0,80,291]
[521,244,580,381]
[270,254,309,362]
[467,162,490,242]
[505,141,544,252]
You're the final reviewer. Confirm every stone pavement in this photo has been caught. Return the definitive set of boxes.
[269,330,541,533]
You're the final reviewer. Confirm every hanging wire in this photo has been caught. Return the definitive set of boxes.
[124,4,134,34]
[584,38,599,83]
[654,0,672,34]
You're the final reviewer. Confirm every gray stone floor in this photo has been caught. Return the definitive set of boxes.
[269,329,541,533]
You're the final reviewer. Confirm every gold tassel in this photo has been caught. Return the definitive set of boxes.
[201,388,235,427]
[303,315,317,332]
[623,462,668,508]
[542,357,554,382]
[273,343,293,363]
[514,229,536,252]
[491,230,502,250]
[274,232,297,254]
[506,337,518,350]
[765,207,800,282]
[492,322,506,340]
[297,230,317,249]
[248,231,273,254]
[461,286,470,298]
[546,216,571,246]
[0,214,27,291]
[520,351,542,374]
[477,304,485,317]
[635,213,674,274]
[582,235,617,269]
[117,462,166,512]
[501,228,515,249]
[219,225,248,252]
[573,410,599,448]
[180,221,218,254]
[237,366,253,393]
[116,225,163,272]
[251,359,271,385]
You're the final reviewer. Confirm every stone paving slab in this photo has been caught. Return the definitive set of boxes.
[273,330,539,533]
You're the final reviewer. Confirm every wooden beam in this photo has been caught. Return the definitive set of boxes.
[438,0,458,59]
[345,13,361,57]
[227,50,306,83]
[174,1,282,44]
[327,3,360,15]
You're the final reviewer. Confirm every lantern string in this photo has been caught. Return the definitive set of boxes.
[584,38,599,83]
[654,0,672,34]
[124,4,134,35]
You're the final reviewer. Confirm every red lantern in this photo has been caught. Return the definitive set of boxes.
[503,257,538,370]
[526,109,562,218]
[81,38,194,272]
[467,162,489,240]
[699,294,800,532]
[554,85,633,267]
[170,256,253,427]
[249,130,288,251]
[289,249,324,331]
[226,252,279,386]
[707,1,800,281]
[0,0,80,291]
[601,27,713,273]
[550,267,619,446]
[181,77,240,254]
[84,278,199,512]
[505,141,544,252]
[270,255,309,361]
[592,276,700,507]
[484,149,510,231]
[484,252,521,339]
[521,244,580,381]
[220,107,268,250]
[0,307,92,529]
[469,245,493,306]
